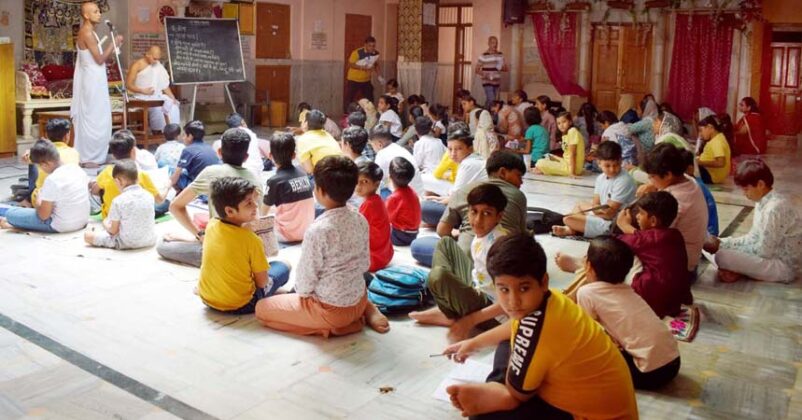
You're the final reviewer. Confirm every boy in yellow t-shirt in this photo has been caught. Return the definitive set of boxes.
[90,130,165,219]
[198,177,290,314]
[442,235,638,420]
[22,119,80,205]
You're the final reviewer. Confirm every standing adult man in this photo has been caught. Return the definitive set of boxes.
[126,45,181,133]
[71,1,122,167]
[345,36,380,107]
[475,36,507,110]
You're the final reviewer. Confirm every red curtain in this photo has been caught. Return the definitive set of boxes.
[666,14,734,121]
[531,13,588,97]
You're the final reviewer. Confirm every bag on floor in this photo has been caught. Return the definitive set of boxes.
[367,265,431,315]
[527,207,564,234]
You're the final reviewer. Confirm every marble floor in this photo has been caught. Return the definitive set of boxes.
[0,140,800,420]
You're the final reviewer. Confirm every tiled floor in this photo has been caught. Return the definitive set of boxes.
[0,139,800,420]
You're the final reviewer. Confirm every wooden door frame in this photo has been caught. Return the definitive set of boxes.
[589,23,653,109]
[437,4,472,112]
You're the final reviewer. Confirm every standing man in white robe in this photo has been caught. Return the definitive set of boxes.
[126,46,181,133]
[72,1,122,167]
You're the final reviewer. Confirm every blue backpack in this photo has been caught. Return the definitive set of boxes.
[367,265,432,315]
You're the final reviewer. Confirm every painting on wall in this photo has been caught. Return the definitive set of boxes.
[24,0,111,66]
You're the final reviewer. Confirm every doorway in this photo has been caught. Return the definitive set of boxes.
[766,30,802,136]
[436,5,473,112]
[343,14,373,110]
[591,24,653,114]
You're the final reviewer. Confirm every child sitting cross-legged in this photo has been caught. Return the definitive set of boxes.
[263,132,315,243]
[91,130,167,219]
[0,140,89,233]
[386,157,421,246]
[154,123,185,174]
[255,156,390,336]
[552,141,635,238]
[197,177,290,314]
[84,160,157,250]
[533,111,585,177]
[356,161,394,271]
[409,183,508,342]
[442,235,638,419]
[577,236,681,390]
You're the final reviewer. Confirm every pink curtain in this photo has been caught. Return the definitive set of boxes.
[666,14,734,121]
[531,13,588,97]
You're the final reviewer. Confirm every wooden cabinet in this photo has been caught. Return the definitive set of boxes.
[0,43,16,156]
[591,25,653,114]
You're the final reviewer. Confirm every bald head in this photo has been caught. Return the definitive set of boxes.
[144,46,163,64]
[81,2,101,23]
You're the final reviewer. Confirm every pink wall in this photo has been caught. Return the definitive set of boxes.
[258,0,397,62]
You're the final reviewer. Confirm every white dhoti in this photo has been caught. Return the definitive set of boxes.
[133,62,180,132]
[71,32,112,165]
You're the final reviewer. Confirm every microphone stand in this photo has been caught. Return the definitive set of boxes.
[108,23,128,129]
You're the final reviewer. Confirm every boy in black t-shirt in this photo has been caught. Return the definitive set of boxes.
[264,132,315,243]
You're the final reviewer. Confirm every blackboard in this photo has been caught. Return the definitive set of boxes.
[164,17,245,85]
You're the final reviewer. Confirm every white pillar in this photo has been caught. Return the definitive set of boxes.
[652,13,666,102]
[737,31,752,114]
[510,24,523,92]
[578,11,591,92]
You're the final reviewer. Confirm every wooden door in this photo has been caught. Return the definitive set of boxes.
[767,42,802,135]
[343,14,373,110]
[255,65,291,125]
[256,3,291,59]
[0,44,15,155]
[591,25,652,114]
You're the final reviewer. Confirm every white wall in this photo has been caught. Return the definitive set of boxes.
[0,0,25,65]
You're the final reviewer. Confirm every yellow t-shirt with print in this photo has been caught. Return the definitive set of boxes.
[508,290,638,420]
[32,142,80,204]
[346,48,377,83]
[296,129,342,167]
[700,132,731,184]
[96,165,159,219]
[198,218,270,311]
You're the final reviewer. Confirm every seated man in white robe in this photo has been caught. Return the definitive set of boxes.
[126,46,181,133]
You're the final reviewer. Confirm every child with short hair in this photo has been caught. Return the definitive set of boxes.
[22,118,80,206]
[386,157,421,246]
[84,160,157,249]
[705,159,801,283]
[356,161,394,271]
[552,141,635,238]
[255,156,390,336]
[412,116,447,174]
[197,177,290,314]
[442,235,637,419]
[296,109,343,174]
[410,183,509,341]
[340,126,370,165]
[534,111,585,177]
[1,140,89,233]
[154,123,185,173]
[172,120,219,192]
[616,191,690,317]
[91,130,166,219]
[368,125,424,195]
[264,132,315,243]
[578,236,681,390]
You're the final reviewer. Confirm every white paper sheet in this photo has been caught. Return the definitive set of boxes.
[432,359,493,402]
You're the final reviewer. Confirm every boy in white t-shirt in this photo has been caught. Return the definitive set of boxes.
[154,123,185,174]
[409,183,508,342]
[85,160,157,250]
[212,113,266,181]
[412,116,447,174]
[368,126,424,196]
[1,140,89,233]
[577,236,681,390]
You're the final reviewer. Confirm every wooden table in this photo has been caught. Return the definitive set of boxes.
[37,103,166,149]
